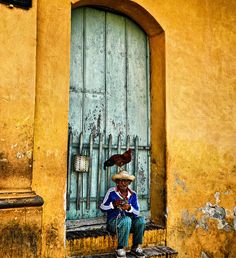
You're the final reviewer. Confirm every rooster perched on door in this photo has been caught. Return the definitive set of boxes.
[103,148,132,170]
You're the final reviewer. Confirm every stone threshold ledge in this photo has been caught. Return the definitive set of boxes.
[0,191,44,209]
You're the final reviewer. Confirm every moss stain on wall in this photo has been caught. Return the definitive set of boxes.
[0,223,41,258]
[0,207,42,258]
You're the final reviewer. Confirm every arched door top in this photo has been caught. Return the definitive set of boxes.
[71,0,164,37]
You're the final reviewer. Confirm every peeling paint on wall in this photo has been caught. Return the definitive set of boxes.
[196,192,235,232]
[16,150,32,159]
[177,191,236,257]
[180,192,236,234]
[233,207,236,230]
[182,210,197,227]
[199,202,232,231]
[174,174,187,192]
[201,251,211,258]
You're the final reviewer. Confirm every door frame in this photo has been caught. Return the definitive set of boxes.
[69,0,166,227]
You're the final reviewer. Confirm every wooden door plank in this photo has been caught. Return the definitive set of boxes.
[126,19,148,146]
[126,19,150,202]
[84,8,105,94]
[106,12,126,145]
[82,8,106,218]
[69,8,84,142]
[83,8,106,143]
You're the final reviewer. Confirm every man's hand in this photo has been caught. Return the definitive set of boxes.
[112,200,124,208]
[113,200,131,210]
[120,203,131,211]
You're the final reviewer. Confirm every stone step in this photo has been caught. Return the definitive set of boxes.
[66,223,169,257]
[69,246,178,257]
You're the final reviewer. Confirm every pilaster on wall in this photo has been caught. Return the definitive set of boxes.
[0,1,44,256]
[0,1,37,191]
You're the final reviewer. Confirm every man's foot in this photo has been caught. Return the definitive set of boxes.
[130,247,146,258]
[115,248,126,258]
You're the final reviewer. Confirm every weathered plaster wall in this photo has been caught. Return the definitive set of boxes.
[1,0,235,257]
[32,0,71,257]
[0,3,44,257]
[0,2,37,191]
[0,207,42,257]
[143,0,236,257]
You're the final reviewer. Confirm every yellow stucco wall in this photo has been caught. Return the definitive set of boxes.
[0,0,235,257]
[32,0,71,256]
[0,2,36,191]
[150,1,236,257]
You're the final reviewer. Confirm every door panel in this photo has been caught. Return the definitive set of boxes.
[106,13,126,142]
[84,8,106,94]
[67,7,150,222]
[126,19,149,145]
[126,19,150,198]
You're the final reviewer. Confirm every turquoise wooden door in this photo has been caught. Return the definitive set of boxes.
[67,7,150,226]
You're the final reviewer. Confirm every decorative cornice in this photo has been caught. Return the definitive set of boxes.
[0,191,44,209]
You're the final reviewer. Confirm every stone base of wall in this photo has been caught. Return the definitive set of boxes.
[0,206,43,258]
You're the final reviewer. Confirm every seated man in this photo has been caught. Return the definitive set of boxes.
[100,170,146,258]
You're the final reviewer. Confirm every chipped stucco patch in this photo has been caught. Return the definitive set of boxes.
[196,192,234,232]
[180,192,235,233]
[198,202,232,231]
[182,210,197,227]
[174,174,187,192]
[201,251,211,258]
[233,207,236,230]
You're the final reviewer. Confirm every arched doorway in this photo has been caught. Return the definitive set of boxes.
[67,1,166,229]
[67,6,151,227]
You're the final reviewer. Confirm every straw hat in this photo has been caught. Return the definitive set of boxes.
[112,170,135,182]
